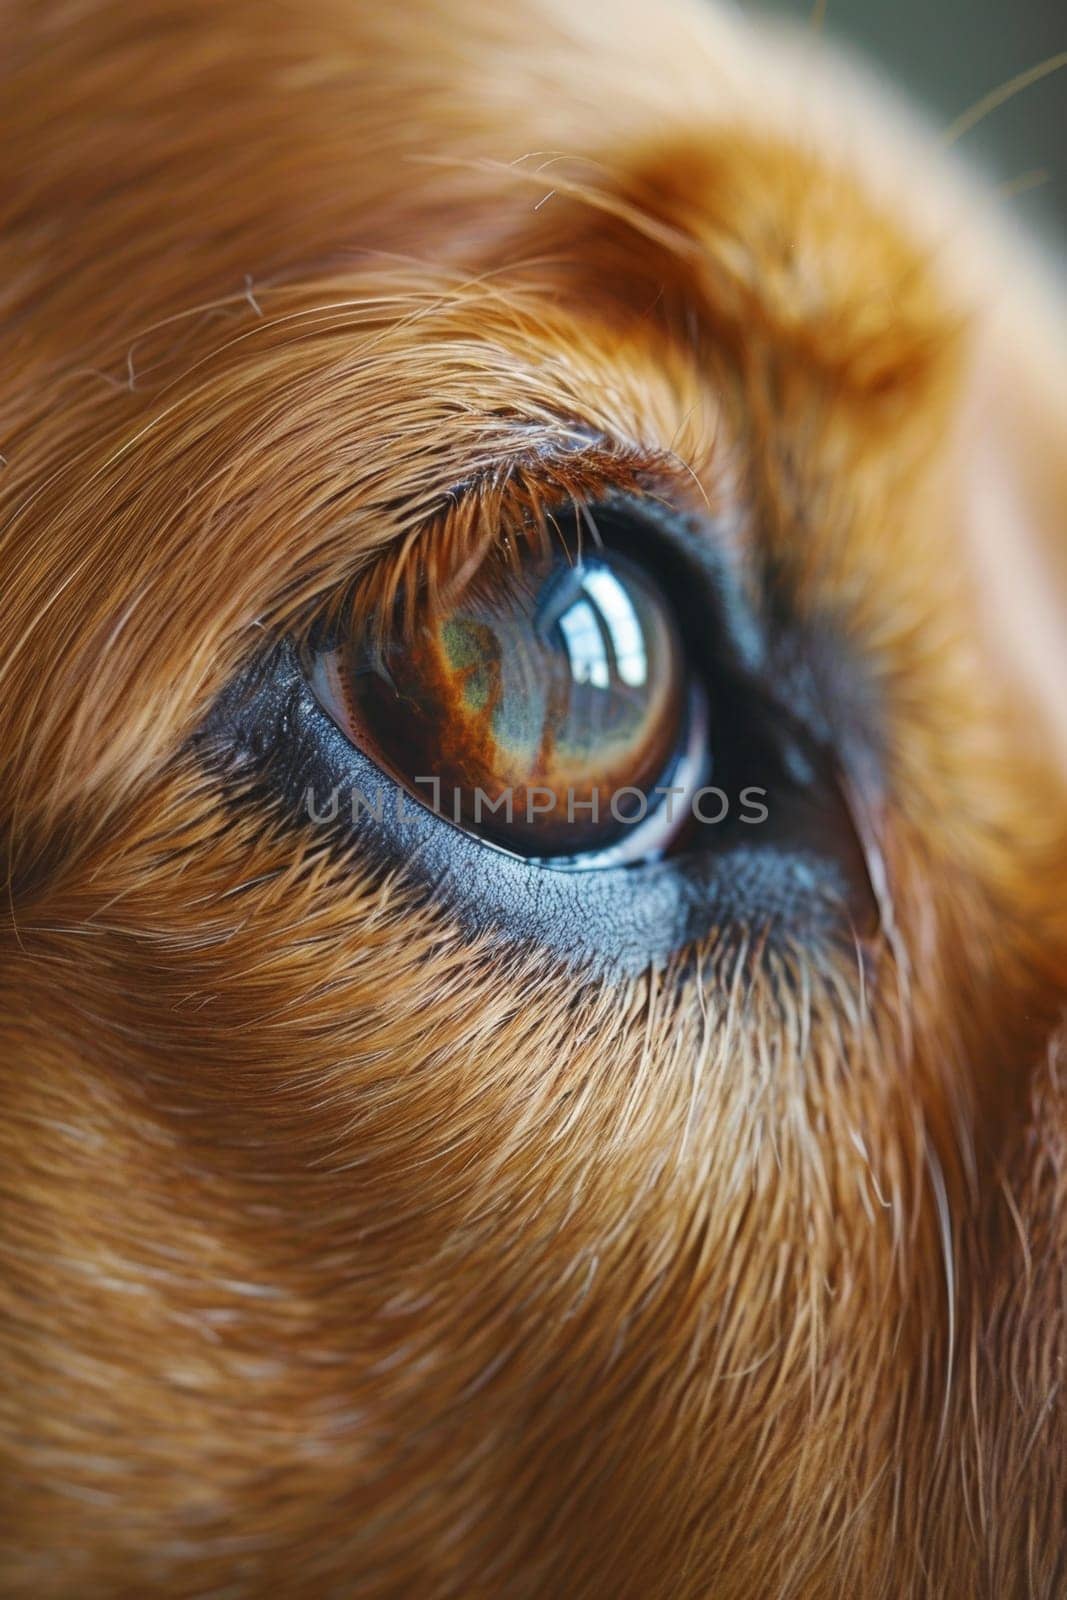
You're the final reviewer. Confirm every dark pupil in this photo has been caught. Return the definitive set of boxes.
[343,548,686,855]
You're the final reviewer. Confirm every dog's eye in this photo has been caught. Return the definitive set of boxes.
[306,539,709,867]
[202,489,880,970]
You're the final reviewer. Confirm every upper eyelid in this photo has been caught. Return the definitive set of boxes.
[292,430,723,651]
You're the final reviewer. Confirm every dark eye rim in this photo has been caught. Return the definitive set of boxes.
[197,490,884,976]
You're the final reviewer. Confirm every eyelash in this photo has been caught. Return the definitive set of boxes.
[303,448,681,642]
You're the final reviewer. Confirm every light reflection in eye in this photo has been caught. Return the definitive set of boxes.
[552,565,651,694]
[581,567,648,688]
[559,599,611,689]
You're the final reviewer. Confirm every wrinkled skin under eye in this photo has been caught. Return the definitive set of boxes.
[310,545,703,859]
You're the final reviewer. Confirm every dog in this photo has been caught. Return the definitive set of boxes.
[1,0,1065,1594]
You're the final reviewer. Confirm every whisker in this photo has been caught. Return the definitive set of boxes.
[942,52,1067,147]
[995,167,1053,201]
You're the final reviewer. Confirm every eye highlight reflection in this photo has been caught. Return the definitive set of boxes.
[308,540,708,862]
[550,564,648,690]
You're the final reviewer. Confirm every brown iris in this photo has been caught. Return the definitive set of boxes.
[310,542,688,857]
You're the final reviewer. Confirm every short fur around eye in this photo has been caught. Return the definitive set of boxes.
[0,2,1065,1597]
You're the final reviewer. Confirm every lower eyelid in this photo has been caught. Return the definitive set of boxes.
[308,638,703,871]
[203,641,861,976]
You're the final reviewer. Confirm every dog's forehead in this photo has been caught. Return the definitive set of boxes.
[0,0,953,361]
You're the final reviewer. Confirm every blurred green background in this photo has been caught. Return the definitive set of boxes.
[761,0,1065,245]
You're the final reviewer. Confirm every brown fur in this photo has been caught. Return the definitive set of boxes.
[1,1,1065,1594]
